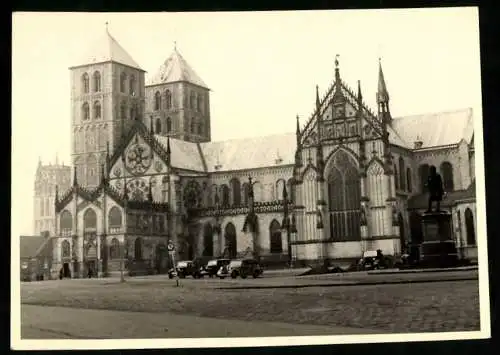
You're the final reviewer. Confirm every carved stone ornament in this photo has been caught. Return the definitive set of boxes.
[154,160,163,172]
[115,180,123,190]
[125,143,152,175]
[113,167,121,178]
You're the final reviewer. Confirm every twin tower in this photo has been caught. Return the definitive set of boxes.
[70,27,211,188]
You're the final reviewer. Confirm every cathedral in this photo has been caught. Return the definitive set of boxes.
[46,27,477,278]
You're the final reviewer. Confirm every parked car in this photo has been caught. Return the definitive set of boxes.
[218,258,263,279]
[168,260,203,279]
[358,250,387,270]
[204,258,231,278]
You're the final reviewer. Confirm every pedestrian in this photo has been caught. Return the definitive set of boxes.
[59,268,63,280]
[88,268,92,279]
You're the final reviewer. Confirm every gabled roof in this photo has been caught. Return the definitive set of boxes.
[146,48,208,89]
[199,133,296,173]
[20,236,48,259]
[391,108,474,149]
[155,135,206,172]
[71,29,143,70]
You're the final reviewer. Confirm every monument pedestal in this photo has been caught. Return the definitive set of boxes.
[420,212,458,268]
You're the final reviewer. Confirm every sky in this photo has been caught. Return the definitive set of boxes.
[11,8,482,237]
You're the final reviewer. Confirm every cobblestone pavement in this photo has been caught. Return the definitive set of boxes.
[21,275,480,334]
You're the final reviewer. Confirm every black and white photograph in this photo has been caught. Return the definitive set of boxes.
[11,8,490,350]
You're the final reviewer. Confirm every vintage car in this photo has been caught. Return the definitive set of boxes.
[168,260,203,279]
[203,259,231,278]
[217,258,263,279]
[358,250,386,270]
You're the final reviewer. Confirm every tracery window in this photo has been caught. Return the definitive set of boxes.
[165,90,172,109]
[154,91,161,111]
[93,71,101,92]
[166,117,172,133]
[82,73,90,94]
[398,157,406,190]
[93,101,101,119]
[327,150,361,241]
[155,118,162,134]
[82,102,90,121]
[120,72,127,93]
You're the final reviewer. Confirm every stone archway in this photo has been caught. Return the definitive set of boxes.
[224,223,237,259]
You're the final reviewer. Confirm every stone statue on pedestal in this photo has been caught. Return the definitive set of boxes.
[425,165,444,213]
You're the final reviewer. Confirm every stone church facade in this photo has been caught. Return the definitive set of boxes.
[48,28,478,278]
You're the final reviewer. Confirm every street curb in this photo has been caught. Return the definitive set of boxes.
[216,277,478,290]
[367,266,478,275]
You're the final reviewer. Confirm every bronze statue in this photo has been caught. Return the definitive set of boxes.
[425,165,444,213]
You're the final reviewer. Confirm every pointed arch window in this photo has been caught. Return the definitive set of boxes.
[287,178,295,203]
[269,219,283,253]
[190,92,196,110]
[166,117,172,133]
[165,90,172,109]
[220,185,230,207]
[93,101,101,119]
[440,162,454,192]
[108,206,123,233]
[242,183,249,206]
[93,71,101,92]
[82,73,90,94]
[154,91,161,111]
[109,238,120,259]
[129,75,136,95]
[83,208,97,230]
[82,102,90,121]
[406,168,412,193]
[327,150,361,241]
[120,72,127,93]
[230,178,241,206]
[398,157,406,190]
[60,210,73,237]
[155,118,162,134]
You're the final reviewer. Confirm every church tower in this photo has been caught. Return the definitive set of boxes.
[69,24,146,188]
[145,45,211,143]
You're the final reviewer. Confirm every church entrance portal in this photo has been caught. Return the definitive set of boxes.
[63,262,71,278]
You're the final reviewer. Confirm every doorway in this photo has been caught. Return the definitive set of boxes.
[63,262,71,278]
[86,260,96,277]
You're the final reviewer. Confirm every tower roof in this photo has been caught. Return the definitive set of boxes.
[147,46,208,89]
[71,26,143,71]
[376,59,390,103]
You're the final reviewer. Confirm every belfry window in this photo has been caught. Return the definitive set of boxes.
[82,102,90,120]
[82,73,90,94]
[93,71,101,92]
[154,91,161,111]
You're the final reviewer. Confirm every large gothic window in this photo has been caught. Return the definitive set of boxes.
[82,102,90,121]
[134,237,143,260]
[165,90,172,109]
[230,178,241,206]
[60,210,72,237]
[398,157,406,191]
[220,185,230,207]
[406,168,412,193]
[440,162,454,192]
[327,150,361,241]
[155,118,162,134]
[154,91,161,111]
[83,208,97,230]
[93,71,101,92]
[93,101,101,119]
[465,208,476,245]
[120,72,127,93]
[82,73,90,94]
[108,206,122,233]
[110,238,120,259]
[166,117,172,133]
[269,219,283,253]
[418,164,430,193]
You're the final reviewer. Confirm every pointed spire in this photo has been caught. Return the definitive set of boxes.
[333,54,345,104]
[72,166,78,187]
[377,58,390,104]
[357,80,363,102]
[38,156,42,166]
[315,85,320,109]
[334,54,341,82]
[105,21,109,33]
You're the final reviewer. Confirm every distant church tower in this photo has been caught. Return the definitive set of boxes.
[145,44,211,143]
[69,24,146,187]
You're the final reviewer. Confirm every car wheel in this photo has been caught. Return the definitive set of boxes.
[219,276,225,279]
[253,272,259,278]
[231,271,238,279]
[240,273,247,279]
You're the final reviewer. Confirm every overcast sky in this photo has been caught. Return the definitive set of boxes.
[12,8,482,237]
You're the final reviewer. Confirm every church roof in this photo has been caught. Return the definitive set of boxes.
[20,235,50,259]
[199,133,296,172]
[391,108,474,149]
[72,29,143,70]
[146,48,208,89]
[154,135,206,172]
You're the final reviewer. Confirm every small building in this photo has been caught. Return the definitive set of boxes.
[20,234,54,281]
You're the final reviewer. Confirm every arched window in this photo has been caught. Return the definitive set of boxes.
[398,157,406,191]
[197,95,202,112]
[287,178,295,203]
[84,208,97,230]
[418,164,430,193]
[109,238,120,259]
[120,101,127,120]
[221,185,230,206]
[327,150,361,241]
[190,92,196,109]
[134,237,143,260]
[61,240,71,258]
[242,183,249,206]
[120,72,127,93]
[60,210,73,237]
[203,223,213,256]
[93,71,101,92]
[82,102,90,120]
[82,73,90,94]
[440,162,454,192]
[166,117,172,133]
[394,163,399,190]
[190,118,195,133]
[129,75,136,95]
[230,178,241,206]
[465,208,476,245]
[406,168,412,193]
[224,223,237,259]
[93,101,101,119]
[269,219,283,253]
[108,206,122,233]
[154,91,161,111]
[165,90,172,109]
[155,118,162,134]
